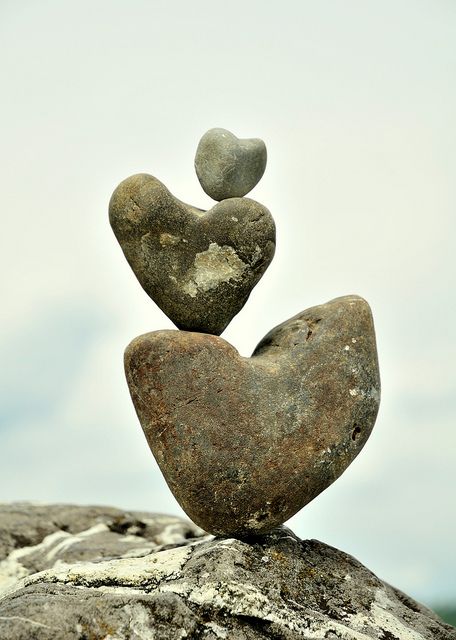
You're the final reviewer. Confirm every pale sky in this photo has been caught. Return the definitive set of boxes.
[1,0,455,607]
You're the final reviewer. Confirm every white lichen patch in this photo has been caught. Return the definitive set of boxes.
[181,243,247,297]
[349,388,359,397]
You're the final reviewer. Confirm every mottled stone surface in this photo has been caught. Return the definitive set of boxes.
[109,173,275,334]
[195,127,267,200]
[0,504,453,640]
[125,295,381,537]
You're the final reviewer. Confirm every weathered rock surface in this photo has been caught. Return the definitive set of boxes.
[124,295,380,537]
[109,173,275,334]
[195,128,267,201]
[0,504,453,640]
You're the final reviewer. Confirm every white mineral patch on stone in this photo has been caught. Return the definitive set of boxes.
[121,547,157,559]
[152,522,200,546]
[159,580,373,639]
[251,244,262,265]
[46,523,109,560]
[349,588,425,640]
[0,524,109,595]
[369,387,381,401]
[0,553,30,595]
[0,616,55,630]
[96,585,146,596]
[349,388,359,397]
[181,243,247,297]
[1,544,194,600]
[159,232,181,246]
[204,621,228,638]
[124,603,157,640]
[192,539,236,560]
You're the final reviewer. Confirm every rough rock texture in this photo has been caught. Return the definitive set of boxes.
[109,173,275,335]
[0,504,453,640]
[195,128,267,201]
[124,295,380,537]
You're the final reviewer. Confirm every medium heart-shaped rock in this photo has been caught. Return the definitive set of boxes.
[124,295,380,537]
[109,173,275,335]
[195,128,267,201]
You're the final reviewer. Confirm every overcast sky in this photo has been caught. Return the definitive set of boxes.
[1,0,455,608]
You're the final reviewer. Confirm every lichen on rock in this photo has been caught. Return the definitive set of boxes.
[181,242,248,298]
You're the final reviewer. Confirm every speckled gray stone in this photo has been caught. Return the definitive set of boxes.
[0,504,453,640]
[109,173,275,335]
[195,128,267,200]
[125,295,381,537]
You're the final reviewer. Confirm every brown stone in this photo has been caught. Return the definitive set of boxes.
[124,295,381,537]
[109,173,275,334]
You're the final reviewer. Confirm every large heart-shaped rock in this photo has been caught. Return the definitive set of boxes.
[195,128,267,201]
[124,295,380,537]
[109,173,275,335]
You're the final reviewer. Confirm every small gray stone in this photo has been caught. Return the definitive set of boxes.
[109,173,275,335]
[0,504,453,640]
[195,128,267,200]
[125,295,381,537]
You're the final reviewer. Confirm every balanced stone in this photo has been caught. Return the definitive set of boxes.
[109,173,275,335]
[124,295,380,537]
[195,128,267,200]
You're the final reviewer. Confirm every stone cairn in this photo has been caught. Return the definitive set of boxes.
[109,128,381,538]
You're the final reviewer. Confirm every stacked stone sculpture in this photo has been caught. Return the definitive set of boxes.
[109,128,381,537]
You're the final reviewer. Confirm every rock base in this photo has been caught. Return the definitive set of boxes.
[0,503,453,639]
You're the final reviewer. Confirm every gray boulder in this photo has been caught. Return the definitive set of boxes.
[0,503,453,639]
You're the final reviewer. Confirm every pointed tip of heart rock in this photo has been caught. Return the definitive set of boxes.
[109,173,275,335]
[124,295,380,538]
[195,128,267,201]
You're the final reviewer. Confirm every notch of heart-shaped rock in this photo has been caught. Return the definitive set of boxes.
[124,295,380,537]
[195,128,267,201]
[109,173,275,335]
